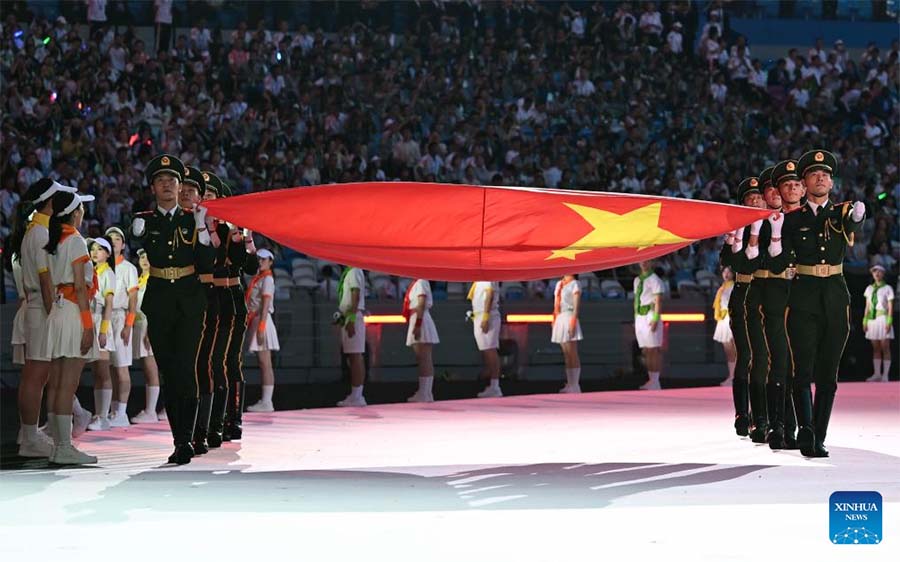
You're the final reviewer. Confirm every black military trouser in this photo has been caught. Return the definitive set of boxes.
[761,279,796,434]
[213,286,235,384]
[196,283,220,395]
[728,282,752,421]
[745,281,768,429]
[226,285,248,384]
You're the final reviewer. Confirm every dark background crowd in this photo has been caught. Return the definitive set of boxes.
[1,0,898,300]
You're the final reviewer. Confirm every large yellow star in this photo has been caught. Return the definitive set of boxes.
[547,202,691,260]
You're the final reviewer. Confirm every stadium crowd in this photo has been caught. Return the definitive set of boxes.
[2,1,898,298]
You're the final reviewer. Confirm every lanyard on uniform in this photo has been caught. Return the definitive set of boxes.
[245,270,272,306]
[337,267,352,304]
[555,277,574,315]
[635,272,652,315]
[870,283,884,320]
[714,280,733,321]
[401,280,418,320]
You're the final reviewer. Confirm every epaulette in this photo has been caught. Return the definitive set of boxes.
[134,211,154,217]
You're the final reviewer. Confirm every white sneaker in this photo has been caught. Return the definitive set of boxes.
[407,390,435,403]
[108,412,131,428]
[720,377,734,387]
[50,443,98,465]
[247,400,275,412]
[559,384,582,394]
[639,379,662,390]
[866,373,882,382]
[18,434,54,458]
[477,385,503,398]
[881,374,890,382]
[86,416,111,431]
[131,410,159,424]
[73,408,93,438]
[157,409,168,421]
[39,423,56,441]
[336,395,367,407]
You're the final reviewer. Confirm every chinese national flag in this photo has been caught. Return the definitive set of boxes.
[202,182,770,281]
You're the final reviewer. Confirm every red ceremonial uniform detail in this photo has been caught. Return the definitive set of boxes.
[201,182,771,281]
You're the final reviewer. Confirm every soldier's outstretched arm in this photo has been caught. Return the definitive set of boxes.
[766,212,794,274]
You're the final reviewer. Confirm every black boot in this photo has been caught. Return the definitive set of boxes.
[192,393,213,455]
[207,386,228,448]
[811,390,835,458]
[783,384,799,449]
[224,381,245,441]
[733,380,750,437]
[170,396,198,465]
[793,385,820,457]
[766,383,785,450]
[748,382,768,443]
[165,395,181,464]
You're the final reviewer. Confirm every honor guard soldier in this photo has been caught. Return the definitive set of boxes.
[767,149,867,458]
[720,177,766,437]
[131,154,215,465]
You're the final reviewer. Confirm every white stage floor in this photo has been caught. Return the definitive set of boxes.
[1,383,898,561]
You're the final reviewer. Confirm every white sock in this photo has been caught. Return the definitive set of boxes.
[261,385,274,403]
[116,402,127,416]
[489,378,500,390]
[22,423,38,442]
[874,359,882,377]
[99,389,112,419]
[72,396,85,416]
[350,385,364,399]
[649,371,660,383]
[727,361,736,379]
[565,368,581,386]
[55,414,73,446]
[46,413,57,434]
[884,360,892,380]
[110,400,119,417]
[146,386,160,413]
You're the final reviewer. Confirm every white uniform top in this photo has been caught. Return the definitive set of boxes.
[49,232,93,287]
[247,272,276,315]
[633,273,664,313]
[864,283,895,313]
[407,279,433,310]
[91,264,116,314]
[339,267,366,313]
[12,258,24,299]
[471,282,500,315]
[554,279,582,311]
[112,257,139,310]
[719,282,733,311]
[21,214,51,296]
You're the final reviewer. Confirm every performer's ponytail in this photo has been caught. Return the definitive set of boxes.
[45,191,77,256]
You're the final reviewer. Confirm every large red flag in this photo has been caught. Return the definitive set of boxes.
[201,182,769,281]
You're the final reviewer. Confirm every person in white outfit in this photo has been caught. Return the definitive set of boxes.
[246,249,280,412]
[469,281,503,398]
[634,261,665,390]
[131,249,164,422]
[713,266,737,386]
[551,274,583,393]
[44,189,100,464]
[337,266,368,407]
[11,256,26,366]
[864,264,894,382]
[404,279,440,402]
[86,236,115,431]
[105,226,139,427]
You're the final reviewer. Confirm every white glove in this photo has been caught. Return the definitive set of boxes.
[132,217,145,237]
[767,212,784,238]
[749,218,764,236]
[745,244,759,260]
[850,201,865,222]
[193,204,208,227]
[244,231,257,254]
[731,227,744,253]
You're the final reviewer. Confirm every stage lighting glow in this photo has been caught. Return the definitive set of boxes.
[506,313,706,323]
[364,315,407,324]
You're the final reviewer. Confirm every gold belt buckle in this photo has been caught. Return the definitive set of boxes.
[786,267,797,280]
[814,264,829,277]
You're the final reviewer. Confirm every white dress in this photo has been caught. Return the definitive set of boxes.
[247,271,280,352]
[551,279,583,343]
[110,256,139,367]
[713,282,735,343]
[91,263,116,354]
[46,231,100,361]
[11,259,25,365]
[633,273,665,348]
[21,214,52,362]
[864,284,895,340]
[470,281,501,351]
[339,267,366,354]
[405,279,440,346]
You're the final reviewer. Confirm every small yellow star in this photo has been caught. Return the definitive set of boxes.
[548,202,692,260]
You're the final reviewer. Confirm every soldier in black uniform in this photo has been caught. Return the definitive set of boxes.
[131,155,215,465]
[768,150,867,457]
[720,177,767,437]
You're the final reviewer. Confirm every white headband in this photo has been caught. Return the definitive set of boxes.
[90,238,112,254]
[33,180,75,204]
[56,192,95,216]
[257,249,274,260]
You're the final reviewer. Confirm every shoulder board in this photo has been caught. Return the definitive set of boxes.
[134,211,154,217]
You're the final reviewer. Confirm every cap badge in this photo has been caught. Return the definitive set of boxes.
[161,156,170,166]
[814,152,824,162]
[786,162,795,171]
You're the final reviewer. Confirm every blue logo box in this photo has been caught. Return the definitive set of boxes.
[830,491,883,545]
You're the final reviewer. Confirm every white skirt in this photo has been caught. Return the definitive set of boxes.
[47,298,99,361]
[109,309,133,368]
[551,311,583,343]
[865,316,895,341]
[714,317,734,343]
[93,311,116,353]
[12,304,25,365]
[24,302,51,362]
[132,321,154,358]
[406,311,440,346]
[635,314,663,349]
[248,312,280,352]
[473,313,501,351]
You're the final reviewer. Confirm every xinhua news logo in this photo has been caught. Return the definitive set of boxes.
[830,491,882,545]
